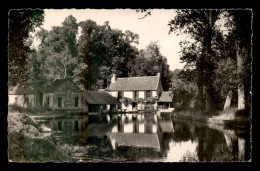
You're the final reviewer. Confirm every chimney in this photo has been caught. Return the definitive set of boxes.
[111,74,117,83]
[157,73,161,77]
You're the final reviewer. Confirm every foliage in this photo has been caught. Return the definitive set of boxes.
[30,15,87,90]
[171,69,197,111]
[169,9,252,112]
[133,98,144,104]
[78,20,139,90]
[145,96,158,104]
[8,9,44,87]
[129,42,172,90]
[180,151,199,162]
[119,97,134,107]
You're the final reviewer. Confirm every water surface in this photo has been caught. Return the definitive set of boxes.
[36,112,251,162]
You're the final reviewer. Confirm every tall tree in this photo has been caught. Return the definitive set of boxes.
[169,9,222,112]
[129,42,172,90]
[225,10,252,110]
[78,20,139,90]
[8,9,44,87]
[32,15,87,89]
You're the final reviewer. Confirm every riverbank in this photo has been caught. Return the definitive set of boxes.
[171,108,251,128]
[8,111,76,162]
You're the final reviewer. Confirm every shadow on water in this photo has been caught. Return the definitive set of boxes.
[36,112,251,162]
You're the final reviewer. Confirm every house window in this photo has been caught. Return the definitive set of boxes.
[58,97,62,107]
[58,121,62,131]
[75,97,78,107]
[46,97,50,107]
[134,91,138,99]
[74,121,78,131]
[146,91,151,98]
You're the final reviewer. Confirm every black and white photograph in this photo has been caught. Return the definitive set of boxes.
[7,9,252,162]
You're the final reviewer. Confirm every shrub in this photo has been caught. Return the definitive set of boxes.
[8,111,76,162]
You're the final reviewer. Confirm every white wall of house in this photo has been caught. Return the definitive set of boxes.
[123,91,133,98]
[139,91,145,98]
[152,91,157,97]
[8,94,35,108]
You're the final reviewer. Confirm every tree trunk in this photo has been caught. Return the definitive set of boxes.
[204,10,214,113]
[205,66,213,112]
[196,67,204,111]
[237,43,246,110]
[224,90,233,110]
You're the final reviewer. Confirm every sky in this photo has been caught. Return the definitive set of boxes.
[33,9,187,71]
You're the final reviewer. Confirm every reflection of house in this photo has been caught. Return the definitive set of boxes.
[158,120,174,133]
[109,133,160,151]
[83,91,118,113]
[109,114,174,151]
[107,73,173,111]
[8,79,84,110]
[8,79,119,113]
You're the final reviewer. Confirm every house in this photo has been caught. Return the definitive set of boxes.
[157,91,174,109]
[8,79,84,111]
[8,80,51,108]
[83,90,118,114]
[8,79,118,113]
[107,73,173,111]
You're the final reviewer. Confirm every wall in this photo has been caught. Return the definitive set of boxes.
[8,94,35,108]
[123,91,133,98]
[152,91,157,97]
[43,93,54,108]
[53,92,83,110]
[138,91,145,98]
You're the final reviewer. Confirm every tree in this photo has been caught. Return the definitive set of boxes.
[8,9,44,87]
[129,42,172,90]
[169,9,222,112]
[32,15,87,89]
[78,20,139,90]
[230,10,252,111]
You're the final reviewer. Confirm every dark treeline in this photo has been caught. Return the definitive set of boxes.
[168,10,252,113]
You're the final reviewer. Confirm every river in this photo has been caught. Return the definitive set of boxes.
[34,112,251,162]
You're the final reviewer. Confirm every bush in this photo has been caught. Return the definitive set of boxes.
[8,111,76,162]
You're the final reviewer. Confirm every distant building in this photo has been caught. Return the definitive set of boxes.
[107,73,173,111]
[8,79,118,113]
[8,79,84,110]
[83,90,118,113]
[157,91,174,109]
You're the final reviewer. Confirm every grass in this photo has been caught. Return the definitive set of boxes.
[172,111,209,123]
[172,107,251,126]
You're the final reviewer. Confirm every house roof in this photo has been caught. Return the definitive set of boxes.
[158,91,173,102]
[108,75,161,91]
[8,79,81,95]
[108,133,160,149]
[44,79,81,93]
[8,80,50,95]
[83,91,118,105]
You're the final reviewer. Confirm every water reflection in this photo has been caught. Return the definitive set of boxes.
[39,113,250,162]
